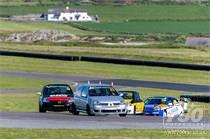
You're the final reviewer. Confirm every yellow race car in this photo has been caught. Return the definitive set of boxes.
[118,91,144,115]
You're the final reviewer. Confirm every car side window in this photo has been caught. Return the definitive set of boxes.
[133,92,141,102]
[75,86,83,96]
[166,98,173,104]
[81,86,89,97]
[167,98,178,105]
[171,98,178,104]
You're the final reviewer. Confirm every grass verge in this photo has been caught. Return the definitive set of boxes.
[0,128,209,139]
[0,56,209,85]
[0,87,209,115]
[0,93,38,112]
[0,76,63,89]
[1,42,210,64]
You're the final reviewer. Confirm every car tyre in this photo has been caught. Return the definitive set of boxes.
[163,111,167,117]
[87,105,95,116]
[134,106,136,115]
[72,104,79,115]
[39,104,46,113]
[119,114,127,117]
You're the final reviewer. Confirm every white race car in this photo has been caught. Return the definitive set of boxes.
[144,96,185,117]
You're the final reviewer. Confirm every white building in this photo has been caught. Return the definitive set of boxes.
[45,7,96,22]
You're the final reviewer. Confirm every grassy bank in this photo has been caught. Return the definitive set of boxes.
[0,20,93,35]
[0,128,209,139]
[0,56,209,85]
[1,42,210,64]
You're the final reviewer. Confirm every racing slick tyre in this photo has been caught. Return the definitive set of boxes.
[39,105,47,113]
[72,104,79,115]
[119,114,127,117]
[87,105,95,116]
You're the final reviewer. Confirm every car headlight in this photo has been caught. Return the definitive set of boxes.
[120,100,125,105]
[127,103,131,106]
[93,101,100,105]
[154,105,161,110]
[43,97,49,102]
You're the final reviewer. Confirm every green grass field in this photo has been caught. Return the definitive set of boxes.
[1,56,209,85]
[79,20,210,34]
[1,128,209,139]
[0,4,209,22]
[0,4,209,35]
[1,42,210,64]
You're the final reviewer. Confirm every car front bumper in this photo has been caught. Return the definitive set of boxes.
[42,102,72,111]
[93,104,127,115]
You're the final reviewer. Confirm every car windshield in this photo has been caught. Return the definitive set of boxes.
[120,92,133,99]
[145,98,165,105]
[43,86,73,96]
[89,87,118,96]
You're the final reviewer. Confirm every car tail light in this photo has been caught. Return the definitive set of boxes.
[47,96,71,102]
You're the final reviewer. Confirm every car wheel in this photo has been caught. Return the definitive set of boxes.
[179,111,184,118]
[134,106,136,115]
[87,105,94,116]
[163,111,167,117]
[72,104,79,115]
[39,104,46,113]
[119,114,127,117]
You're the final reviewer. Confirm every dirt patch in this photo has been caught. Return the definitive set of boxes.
[185,37,210,47]
[0,30,80,42]
[100,41,152,46]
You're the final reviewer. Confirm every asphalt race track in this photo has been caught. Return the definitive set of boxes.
[1,70,210,93]
[0,112,210,129]
[0,70,210,129]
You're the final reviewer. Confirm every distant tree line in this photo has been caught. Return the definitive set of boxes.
[22,0,209,5]
[81,0,210,5]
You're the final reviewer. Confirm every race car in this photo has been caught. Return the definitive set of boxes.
[118,91,144,115]
[38,84,74,113]
[144,96,184,117]
[72,83,127,116]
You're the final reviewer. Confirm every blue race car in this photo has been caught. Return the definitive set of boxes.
[144,96,184,117]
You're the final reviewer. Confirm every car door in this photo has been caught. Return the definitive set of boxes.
[166,98,180,116]
[133,92,144,113]
[171,98,182,115]
[74,86,83,109]
[79,86,89,111]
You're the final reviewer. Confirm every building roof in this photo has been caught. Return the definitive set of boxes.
[47,8,86,14]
